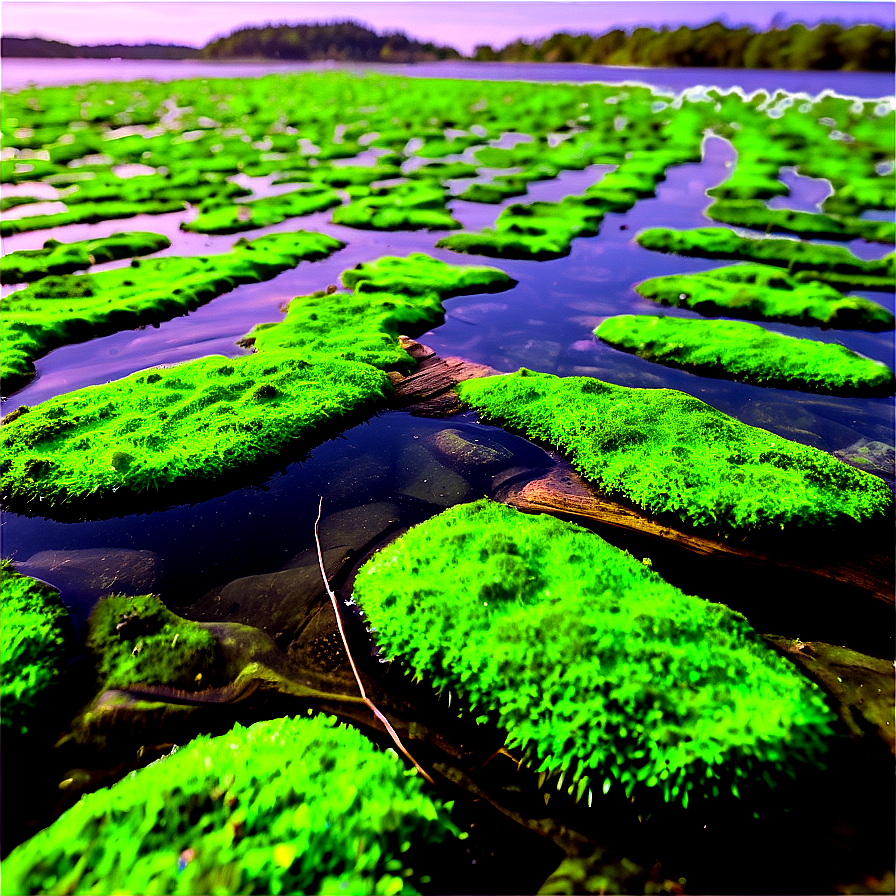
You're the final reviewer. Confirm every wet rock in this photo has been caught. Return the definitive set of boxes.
[764,635,895,755]
[182,547,347,646]
[396,440,473,506]
[295,501,403,564]
[833,439,895,485]
[16,548,161,621]
[430,426,514,471]
[314,454,390,506]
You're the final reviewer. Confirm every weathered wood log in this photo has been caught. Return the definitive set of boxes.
[493,461,894,604]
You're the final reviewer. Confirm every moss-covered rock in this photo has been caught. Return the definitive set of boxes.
[635,227,896,291]
[1,230,344,395]
[0,198,186,237]
[596,315,896,395]
[181,185,341,234]
[456,369,893,531]
[354,500,835,808]
[1,232,171,284]
[87,593,220,692]
[0,560,69,739]
[706,198,896,244]
[634,264,894,330]
[0,351,391,514]
[247,253,513,372]
[333,181,460,231]
[0,714,457,896]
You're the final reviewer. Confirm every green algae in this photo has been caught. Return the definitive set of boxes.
[0,351,391,515]
[182,185,341,234]
[247,253,516,372]
[305,163,403,187]
[0,559,69,739]
[634,264,895,330]
[333,181,461,231]
[596,315,896,396]
[0,198,187,238]
[456,369,893,531]
[706,199,896,244]
[636,227,896,290]
[2,230,344,395]
[87,593,219,692]
[1,231,171,284]
[354,499,835,808]
[1,714,457,896]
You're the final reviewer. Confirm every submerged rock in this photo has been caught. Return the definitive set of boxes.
[396,439,473,506]
[431,427,514,470]
[834,439,895,485]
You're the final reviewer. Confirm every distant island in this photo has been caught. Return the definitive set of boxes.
[201,21,459,62]
[1,36,200,59]
[2,19,893,71]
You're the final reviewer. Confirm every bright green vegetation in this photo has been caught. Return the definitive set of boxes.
[306,163,403,187]
[1,231,171,284]
[635,227,896,290]
[1,253,508,513]
[182,185,341,234]
[87,593,219,691]
[634,264,895,330]
[0,351,390,513]
[456,370,894,530]
[354,500,835,808]
[333,181,461,231]
[596,315,896,395]
[706,199,895,244]
[1,714,458,896]
[60,170,248,208]
[439,145,700,260]
[0,198,187,237]
[0,560,69,739]
[1,230,344,395]
[247,253,515,372]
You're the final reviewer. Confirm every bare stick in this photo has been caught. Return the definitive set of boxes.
[315,496,434,785]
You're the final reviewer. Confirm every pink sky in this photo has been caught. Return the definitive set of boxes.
[3,1,894,54]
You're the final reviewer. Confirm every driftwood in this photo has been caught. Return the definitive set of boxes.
[494,463,895,604]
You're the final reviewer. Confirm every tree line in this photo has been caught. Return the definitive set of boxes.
[473,21,895,71]
[2,20,893,71]
[200,21,460,63]
[1,36,200,59]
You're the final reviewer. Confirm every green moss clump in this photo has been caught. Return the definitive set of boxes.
[707,199,896,244]
[0,559,69,738]
[333,181,461,231]
[87,593,218,691]
[456,370,893,531]
[181,186,341,234]
[306,163,403,187]
[596,315,896,395]
[248,253,516,372]
[354,500,835,808]
[635,227,896,291]
[2,230,344,395]
[635,264,894,330]
[1,232,171,284]
[1,714,457,896]
[0,351,390,513]
[0,199,188,238]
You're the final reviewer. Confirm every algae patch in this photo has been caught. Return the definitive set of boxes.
[1,714,457,896]
[596,315,895,395]
[354,500,835,808]
[456,369,893,531]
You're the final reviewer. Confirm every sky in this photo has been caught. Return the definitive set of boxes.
[2,1,894,54]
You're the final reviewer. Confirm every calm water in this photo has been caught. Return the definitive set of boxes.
[1,62,894,643]
[3,57,895,99]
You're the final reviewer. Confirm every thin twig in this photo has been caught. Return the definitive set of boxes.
[315,496,434,785]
